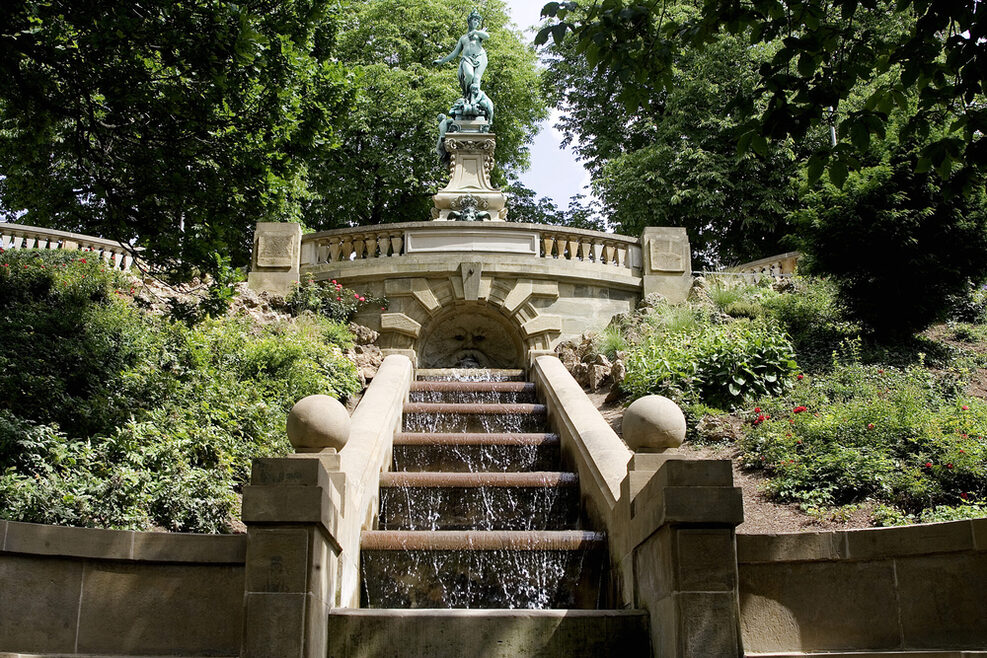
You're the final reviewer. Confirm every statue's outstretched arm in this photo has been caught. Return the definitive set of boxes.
[433,37,465,65]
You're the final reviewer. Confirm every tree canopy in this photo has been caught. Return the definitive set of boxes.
[0,0,355,273]
[542,1,801,268]
[539,0,985,193]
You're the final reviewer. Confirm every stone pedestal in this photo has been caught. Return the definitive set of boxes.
[432,132,507,221]
[641,227,692,303]
[247,222,303,296]
[240,455,344,658]
[621,459,745,657]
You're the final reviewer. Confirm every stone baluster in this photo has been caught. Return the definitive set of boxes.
[541,234,554,259]
[389,233,403,257]
[566,237,578,261]
[579,239,592,262]
[328,238,342,263]
[616,244,628,268]
[592,241,604,264]
[341,236,353,262]
[603,242,616,266]
[376,233,389,258]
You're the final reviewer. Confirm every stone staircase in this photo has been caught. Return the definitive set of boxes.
[327,369,650,657]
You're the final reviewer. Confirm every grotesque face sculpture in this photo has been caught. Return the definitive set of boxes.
[419,307,521,369]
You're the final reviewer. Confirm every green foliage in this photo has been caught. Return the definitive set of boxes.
[285,277,388,325]
[0,0,355,275]
[623,313,798,409]
[540,0,985,192]
[0,249,359,532]
[760,278,859,371]
[595,325,628,361]
[306,0,547,229]
[541,1,801,268]
[740,362,987,514]
[796,146,987,338]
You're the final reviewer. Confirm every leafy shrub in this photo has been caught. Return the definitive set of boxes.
[795,148,987,338]
[623,317,799,409]
[286,276,387,322]
[740,362,987,515]
[0,249,360,532]
[760,277,858,371]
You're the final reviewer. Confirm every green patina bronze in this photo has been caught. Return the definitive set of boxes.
[434,8,495,161]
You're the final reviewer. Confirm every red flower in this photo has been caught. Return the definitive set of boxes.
[867,423,875,430]
[381,307,387,311]
[961,492,969,500]
[878,369,884,374]
[359,296,365,302]
[79,258,86,263]
[331,280,337,284]
[754,407,761,413]
[947,463,954,469]
[962,405,970,411]
[925,462,933,468]
[793,406,808,414]
[959,449,966,454]
[336,297,342,301]
[752,414,766,426]
[354,293,360,299]
[797,374,804,380]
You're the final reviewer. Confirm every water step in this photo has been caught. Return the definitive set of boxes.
[403,402,546,415]
[394,432,559,446]
[380,472,577,488]
[361,530,603,550]
[416,368,526,381]
[411,381,536,393]
[392,434,561,472]
[327,609,652,658]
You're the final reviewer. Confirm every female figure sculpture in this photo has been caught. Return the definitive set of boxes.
[433,9,489,100]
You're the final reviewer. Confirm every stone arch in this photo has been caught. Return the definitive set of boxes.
[375,262,564,366]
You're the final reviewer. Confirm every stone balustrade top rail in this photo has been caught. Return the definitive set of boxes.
[0,222,138,270]
[300,221,643,273]
[724,250,800,277]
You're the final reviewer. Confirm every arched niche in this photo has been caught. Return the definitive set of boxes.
[417,304,525,369]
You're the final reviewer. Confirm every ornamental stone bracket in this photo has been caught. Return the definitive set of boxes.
[378,271,563,365]
[432,132,507,221]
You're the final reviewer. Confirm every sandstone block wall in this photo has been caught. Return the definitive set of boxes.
[0,520,246,657]
[738,519,987,654]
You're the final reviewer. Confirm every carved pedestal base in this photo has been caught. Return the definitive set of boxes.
[432,132,507,221]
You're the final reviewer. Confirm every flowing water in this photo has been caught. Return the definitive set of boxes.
[360,369,605,609]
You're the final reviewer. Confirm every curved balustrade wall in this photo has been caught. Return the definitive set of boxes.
[0,223,137,270]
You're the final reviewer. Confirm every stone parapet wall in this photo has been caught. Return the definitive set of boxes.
[0,520,245,656]
[738,520,987,655]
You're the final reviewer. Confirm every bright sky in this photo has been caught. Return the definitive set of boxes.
[502,0,590,208]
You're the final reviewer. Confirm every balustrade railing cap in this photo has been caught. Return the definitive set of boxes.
[302,221,640,245]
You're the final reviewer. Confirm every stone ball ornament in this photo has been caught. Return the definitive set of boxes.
[622,395,687,452]
[287,395,351,452]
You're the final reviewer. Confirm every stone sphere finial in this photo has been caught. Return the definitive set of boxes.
[622,395,687,452]
[286,395,350,452]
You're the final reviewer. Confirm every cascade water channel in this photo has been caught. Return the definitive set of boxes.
[359,369,606,609]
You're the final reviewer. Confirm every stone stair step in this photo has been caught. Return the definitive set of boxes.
[361,529,604,551]
[394,432,559,446]
[416,368,526,381]
[327,609,652,658]
[403,402,546,415]
[411,381,536,393]
[379,472,577,488]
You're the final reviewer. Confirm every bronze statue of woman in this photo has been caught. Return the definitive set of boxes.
[433,9,489,99]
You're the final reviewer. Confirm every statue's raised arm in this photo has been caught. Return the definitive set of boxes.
[432,9,489,100]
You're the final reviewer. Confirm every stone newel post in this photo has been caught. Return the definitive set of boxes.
[246,222,303,296]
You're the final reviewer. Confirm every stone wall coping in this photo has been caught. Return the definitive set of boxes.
[301,221,642,246]
[738,518,987,564]
[0,519,246,564]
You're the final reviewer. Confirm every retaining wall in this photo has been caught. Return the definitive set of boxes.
[0,520,245,657]
[738,519,987,655]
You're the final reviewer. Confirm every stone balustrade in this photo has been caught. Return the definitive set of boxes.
[299,222,642,273]
[0,222,137,270]
[724,250,800,282]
